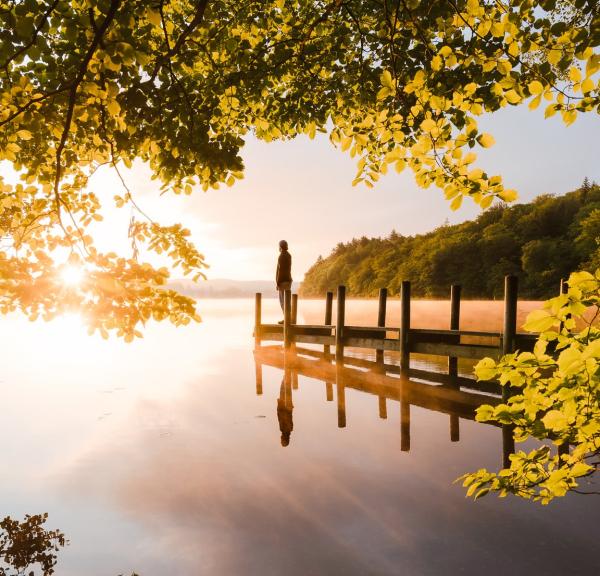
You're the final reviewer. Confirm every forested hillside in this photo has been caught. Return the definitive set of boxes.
[300,181,600,299]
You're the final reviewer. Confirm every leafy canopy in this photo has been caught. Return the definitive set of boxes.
[462,270,600,504]
[0,0,598,337]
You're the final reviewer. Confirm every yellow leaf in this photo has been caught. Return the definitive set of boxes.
[491,22,504,37]
[524,309,557,333]
[547,49,561,66]
[561,109,577,126]
[581,77,595,94]
[570,461,593,477]
[542,410,569,432]
[498,188,517,202]
[147,9,161,26]
[106,99,120,116]
[466,0,479,15]
[528,80,543,95]
[468,168,483,181]
[340,136,352,151]
[528,94,541,111]
[450,194,463,210]
[421,118,436,132]
[381,70,394,89]
[16,129,33,140]
[480,195,493,209]
[558,347,583,376]
[544,104,557,119]
[477,133,495,148]
[504,89,521,104]
[568,67,581,83]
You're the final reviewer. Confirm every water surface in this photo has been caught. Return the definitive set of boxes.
[1,298,597,575]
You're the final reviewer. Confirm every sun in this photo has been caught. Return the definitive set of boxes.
[60,264,84,287]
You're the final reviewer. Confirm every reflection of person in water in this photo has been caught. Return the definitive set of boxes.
[277,375,294,446]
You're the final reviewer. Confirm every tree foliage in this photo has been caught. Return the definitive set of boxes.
[0,0,598,336]
[461,269,600,503]
[300,181,600,299]
[0,514,66,576]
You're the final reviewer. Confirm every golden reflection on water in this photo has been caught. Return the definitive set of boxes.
[0,298,598,575]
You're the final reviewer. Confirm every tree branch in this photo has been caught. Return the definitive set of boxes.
[53,0,121,222]
[149,0,209,82]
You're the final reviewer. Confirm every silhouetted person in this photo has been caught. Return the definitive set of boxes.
[276,239,292,321]
[277,373,294,446]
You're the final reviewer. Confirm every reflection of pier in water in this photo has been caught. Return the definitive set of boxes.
[253,345,517,465]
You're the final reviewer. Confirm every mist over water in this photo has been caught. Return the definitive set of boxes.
[0,299,597,575]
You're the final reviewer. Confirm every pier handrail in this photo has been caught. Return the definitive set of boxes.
[254,274,553,383]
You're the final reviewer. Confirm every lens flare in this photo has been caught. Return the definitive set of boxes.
[60,265,84,287]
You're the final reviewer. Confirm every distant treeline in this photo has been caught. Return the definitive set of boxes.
[300,180,600,300]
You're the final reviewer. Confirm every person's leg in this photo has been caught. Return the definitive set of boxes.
[279,287,284,311]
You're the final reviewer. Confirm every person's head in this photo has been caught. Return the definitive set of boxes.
[279,239,288,252]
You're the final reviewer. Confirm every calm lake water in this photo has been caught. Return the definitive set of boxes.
[1,298,598,575]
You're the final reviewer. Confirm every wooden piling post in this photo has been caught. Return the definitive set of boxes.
[448,284,461,442]
[559,279,570,333]
[400,397,410,452]
[284,289,292,350]
[502,275,519,396]
[448,284,461,378]
[376,288,388,365]
[254,292,262,348]
[292,371,298,390]
[291,293,298,324]
[326,381,333,401]
[335,285,346,364]
[324,291,333,357]
[501,275,518,463]
[502,425,515,468]
[400,281,411,377]
[378,396,387,419]
[450,415,459,442]
[290,293,298,351]
[255,361,263,395]
[336,366,346,428]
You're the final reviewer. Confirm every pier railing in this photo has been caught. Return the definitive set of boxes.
[254,275,539,378]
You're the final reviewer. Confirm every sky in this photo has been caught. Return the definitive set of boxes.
[5,103,600,283]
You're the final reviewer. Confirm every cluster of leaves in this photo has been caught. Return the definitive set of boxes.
[461,269,600,503]
[0,514,66,576]
[300,179,600,299]
[0,0,598,336]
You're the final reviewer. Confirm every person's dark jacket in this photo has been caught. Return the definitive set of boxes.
[276,250,292,286]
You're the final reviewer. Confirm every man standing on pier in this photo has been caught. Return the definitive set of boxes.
[276,240,292,320]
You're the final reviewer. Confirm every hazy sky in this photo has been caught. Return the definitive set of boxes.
[5,104,600,282]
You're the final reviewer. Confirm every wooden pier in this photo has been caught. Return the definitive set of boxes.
[253,276,571,465]
[254,275,538,380]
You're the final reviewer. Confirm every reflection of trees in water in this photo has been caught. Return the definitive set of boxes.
[0,514,66,576]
